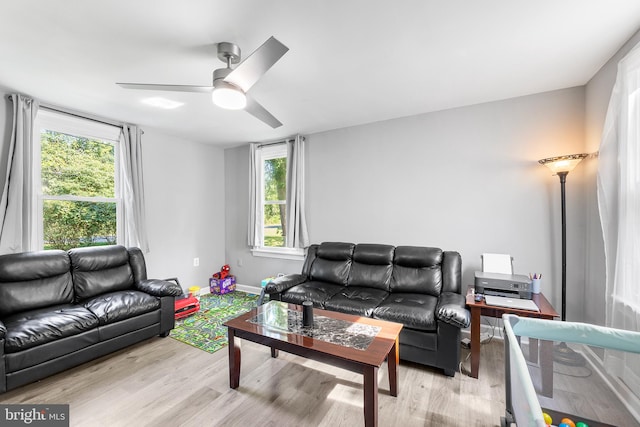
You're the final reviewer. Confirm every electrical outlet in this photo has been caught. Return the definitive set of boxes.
[237,258,243,267]
[193,257,199,267]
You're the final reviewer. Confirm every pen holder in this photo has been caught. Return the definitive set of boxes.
[302,301,314,327]
[531,278,541,294]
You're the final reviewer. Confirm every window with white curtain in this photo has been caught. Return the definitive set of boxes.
[33,109,122,250]
[249,136,308,260]
[251,143,303,259]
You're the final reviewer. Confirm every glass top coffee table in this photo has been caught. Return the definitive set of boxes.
[223,300,403,427]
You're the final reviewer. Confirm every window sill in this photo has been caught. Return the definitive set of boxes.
[251,247,305,261]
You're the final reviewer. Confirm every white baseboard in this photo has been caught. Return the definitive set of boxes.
[236,283,261,295]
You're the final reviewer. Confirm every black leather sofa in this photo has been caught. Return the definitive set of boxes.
[265,242,471,376]
[0,245,182,393]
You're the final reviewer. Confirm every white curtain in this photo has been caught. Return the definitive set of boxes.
[119,125,149,252]
[0,94,39,253]
[285,135,309,248]
[247,143,262,247]
[597,42,640,397]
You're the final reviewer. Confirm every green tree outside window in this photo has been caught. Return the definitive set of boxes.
[41,130,117,250]
[263,156,287,247]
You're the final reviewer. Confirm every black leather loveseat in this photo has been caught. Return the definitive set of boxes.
[0,245,182,393]
[265,242,470,376]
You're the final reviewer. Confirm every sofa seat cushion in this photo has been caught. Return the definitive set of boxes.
[373,293,438,331]
[281,281,344,307]
[324,287,389,317]
[3,304,99,353]
[84,290,160,325]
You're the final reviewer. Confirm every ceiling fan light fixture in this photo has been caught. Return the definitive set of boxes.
[212,81,246,110]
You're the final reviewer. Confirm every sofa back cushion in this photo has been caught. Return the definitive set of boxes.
[309,242,354,285]
[347,244,394,290]
[390,246,443,296]
[69,245,134,301]
[0,250,73,317]
[301,244,319,277]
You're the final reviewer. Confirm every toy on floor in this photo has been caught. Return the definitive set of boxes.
[212,264,231,280]
[166,277,200,319]
[210,265,236,295]
[174,293,200,319]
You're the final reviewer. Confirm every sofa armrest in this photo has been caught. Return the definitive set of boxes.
[436,292,470,329]
[265,274,307,294]
[0,319,5,339]
[136,279,183,297]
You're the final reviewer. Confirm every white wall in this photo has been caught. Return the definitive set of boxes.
[0,87,226,294]
[225,87,590,322]
[142,129,226,292]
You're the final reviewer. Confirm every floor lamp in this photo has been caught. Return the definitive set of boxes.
[538,153,588,366]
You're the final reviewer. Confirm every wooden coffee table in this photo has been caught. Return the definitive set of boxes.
[223,301,403,427]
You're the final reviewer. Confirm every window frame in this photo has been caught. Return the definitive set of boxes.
[33,111,122,250]
[251,143,304,260]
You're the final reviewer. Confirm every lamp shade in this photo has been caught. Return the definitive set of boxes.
[211,81,246,110]
[538,153,588,174]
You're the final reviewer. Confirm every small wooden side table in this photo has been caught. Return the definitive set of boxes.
[465,288,559,396]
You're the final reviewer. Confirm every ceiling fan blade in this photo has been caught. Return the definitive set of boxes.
[117,83,213,93]
[245,97,283,128]
[224,36,289,93]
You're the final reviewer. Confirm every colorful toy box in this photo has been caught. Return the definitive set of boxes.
[210,275,236,294]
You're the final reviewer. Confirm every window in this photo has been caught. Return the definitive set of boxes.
[249,137,308,260]
[261,144,288,248]
[34,110,122,250]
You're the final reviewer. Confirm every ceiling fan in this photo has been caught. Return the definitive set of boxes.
[117,36,289,128]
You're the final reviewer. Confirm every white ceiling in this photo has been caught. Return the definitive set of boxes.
[2,1,640,147]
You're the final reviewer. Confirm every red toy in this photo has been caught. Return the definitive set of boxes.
[212,264,231,280]
[166,277,201,320]
[174,294,200,319]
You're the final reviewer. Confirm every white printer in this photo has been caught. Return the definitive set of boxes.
[474,271,533,300]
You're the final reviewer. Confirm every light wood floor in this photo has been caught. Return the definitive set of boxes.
[0,337,508,426]
[3,335,637,426]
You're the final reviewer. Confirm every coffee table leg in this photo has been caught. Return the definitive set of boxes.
[228,328,241,389]
[388,337,399,397]
[271,347,279,358]
[363,366,378,427]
